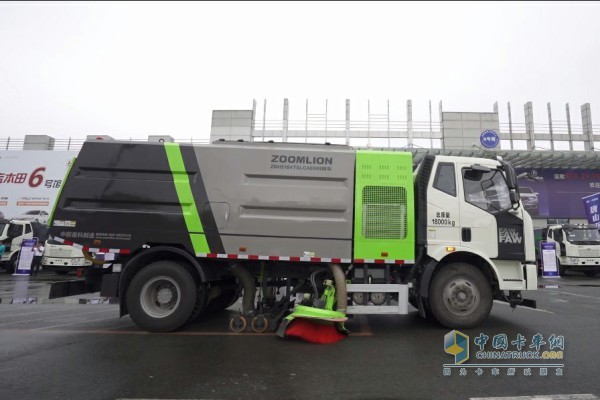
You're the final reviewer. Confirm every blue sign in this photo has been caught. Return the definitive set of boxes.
[480,130,500,149]
[13,238,38,276]
[540,241,559,278]
[582,192,600,226]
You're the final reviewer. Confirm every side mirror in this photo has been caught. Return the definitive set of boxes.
[509,189,520,209]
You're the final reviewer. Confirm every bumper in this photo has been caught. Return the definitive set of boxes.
[563,257,600,271]
[42,257,92,269]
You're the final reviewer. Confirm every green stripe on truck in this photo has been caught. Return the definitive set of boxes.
[164,143,210,254]
[48,157,76,227]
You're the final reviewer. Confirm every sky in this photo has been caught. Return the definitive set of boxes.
[0,1,599,140]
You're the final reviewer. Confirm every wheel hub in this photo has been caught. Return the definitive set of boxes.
[443,278,480,316]
[140,276,181,319]
[157,286,175,305]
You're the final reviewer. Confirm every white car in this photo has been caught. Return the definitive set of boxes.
[16,210,50,225]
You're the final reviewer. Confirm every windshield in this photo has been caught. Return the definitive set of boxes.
[25,210,38,215]
[0,223,6,235]
[520,187,534,194]
[565,228,600,244]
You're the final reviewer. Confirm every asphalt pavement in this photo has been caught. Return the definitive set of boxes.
[0,270,598,400]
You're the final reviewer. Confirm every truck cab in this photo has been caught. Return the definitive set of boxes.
[0,219,35,273]
[42,238,92,274]
[414,155,537,327]
[546,224,600,276]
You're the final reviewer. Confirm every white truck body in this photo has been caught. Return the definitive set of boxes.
[0,219,43,272]
[42,239,92,273]
[546,224,600,276]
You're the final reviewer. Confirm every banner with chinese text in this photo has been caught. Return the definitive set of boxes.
[0,151,77,222]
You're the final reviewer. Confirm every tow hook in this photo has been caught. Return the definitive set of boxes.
[497,290,537,309]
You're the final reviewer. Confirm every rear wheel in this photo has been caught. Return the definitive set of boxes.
[186,281,209,323]
[428,263,493,329]
[126,261,197,333]
[6,254,18,274]
[558,259,567,277]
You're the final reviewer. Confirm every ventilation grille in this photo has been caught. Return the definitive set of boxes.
[362,186,407,239]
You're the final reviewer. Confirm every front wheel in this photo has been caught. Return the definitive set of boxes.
[428,263,493,329]
[558,259,567,277]
[6,254,18,274]
[126,261,197,333]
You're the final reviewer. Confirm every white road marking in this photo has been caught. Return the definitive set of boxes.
[34,315,119,330]
[0,308,115,326]
[493,300,554,314]
[471,395,598,400]
[550,299,569,303]
[0,305,43,312]
[554,291,600,300]
[0,307,81,318]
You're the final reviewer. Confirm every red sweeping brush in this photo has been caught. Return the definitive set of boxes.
[283,318,347,344]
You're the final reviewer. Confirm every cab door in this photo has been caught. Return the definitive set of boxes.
[426,161,461,251]
[458,165,525,260]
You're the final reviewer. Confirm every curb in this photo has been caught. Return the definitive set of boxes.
[0,296,119,305]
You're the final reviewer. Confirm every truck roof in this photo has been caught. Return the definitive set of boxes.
[549,223,598,230]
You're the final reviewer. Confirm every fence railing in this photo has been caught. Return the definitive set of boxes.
[254,119,442,132]
[0,137,211,151]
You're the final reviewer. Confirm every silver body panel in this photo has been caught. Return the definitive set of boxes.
[195,143,356,258]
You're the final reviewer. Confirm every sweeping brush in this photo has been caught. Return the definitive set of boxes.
[282,317,347,344]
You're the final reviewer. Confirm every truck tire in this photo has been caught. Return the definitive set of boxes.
[6,254,18,274]
[186,281,209,323]
[428,263,493,329]
[126,261,197,333]
[557,259,567,277]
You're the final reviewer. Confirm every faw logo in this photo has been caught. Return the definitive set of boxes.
[499,228,523,244]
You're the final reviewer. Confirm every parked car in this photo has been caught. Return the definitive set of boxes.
[15,210,50,225]
[519,187,539,216]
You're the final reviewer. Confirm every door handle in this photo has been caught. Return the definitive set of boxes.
[462,228,472,242]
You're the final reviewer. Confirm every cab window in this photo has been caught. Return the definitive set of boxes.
[7,224,22,238]
[462,169,512,213]
[433,162,456,197]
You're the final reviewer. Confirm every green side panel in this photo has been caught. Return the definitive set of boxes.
[353,150,415,260]
[164,143,210,254]
[48,157,76,227]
